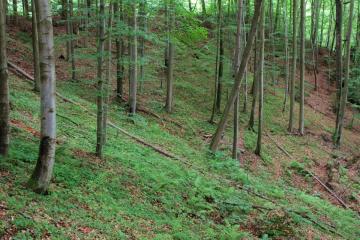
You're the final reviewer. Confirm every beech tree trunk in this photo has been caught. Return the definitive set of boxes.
[334,0,342,133]
[210,0,264,152]
[129,1,137,115]
[334,0,354,146]
[95,0,105,158]
[31,0,40,92]
[115,0,124,101]
[288,0,297,132]
[28,0,57,194]
[0,0,9,156]
[165,0,175,113]
[255,2,264,156]
[299,0,305,135]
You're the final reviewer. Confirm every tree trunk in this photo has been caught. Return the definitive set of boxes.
[201,0,206,16]
[31,0,40,92]
[102,3,113,146]
[116,0,124,101]
[165,0,175,113]
[249,40,259,130]
[13,0,17,24]
[334,0,354,146]
[210,0,264,152]
[0,0,9,156]
[129,1,137,115]
[255,2,264,156]
[69,0,76,81]
[23,0,29,18]
[232,0,244,159]
[95,0,105,158]
[65,0,70,61]
[288,0,297,132]
[334,0,342,133]
[28,0,56,194]
[139,0,146,92]
[298,0,305,135]
[282,0,289,112]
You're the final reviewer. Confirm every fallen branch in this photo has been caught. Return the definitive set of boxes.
[265,132,348,209]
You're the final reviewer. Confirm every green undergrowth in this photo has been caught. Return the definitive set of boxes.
[0,70,359,239]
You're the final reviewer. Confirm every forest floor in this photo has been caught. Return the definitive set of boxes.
[0,19,359,239]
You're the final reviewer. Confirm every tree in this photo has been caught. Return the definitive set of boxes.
[334,0,354,146]
[69,0,76,81]
[248,39,259,130]
[334,0,342,141]
[139,0,146,92]
[232,0,244,159]
[165,0,175,113]
[288,0,297,132]
[255,0,264,156]
[299,0,305,135]
[28,0,57,193]
[96,0,105,158]
[115,0,125,101]
[31,0,40,92]
[282,0,289,112]
[129,1,138,115]
[210,0,264,152]
[13,0,17,24]
[201,0,206,16]
[0,0,9,157]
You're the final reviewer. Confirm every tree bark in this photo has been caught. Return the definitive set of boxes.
[28,0,56,194]
[69,0,76,81]
[0,0,9,157]
[282,0,289,112]
[13,0,17,24]
[299,0,305,135]
[334,0,342,134]
[288,0,297,132]
[210,0,264,152]
[31,0,40,92]
[115,0,124,102]
[334,0,354,146]
[129,1,137,115]
[165,0,175,113]
[139,0,146,92]
[255,2,264,156]
[95,0,105,158]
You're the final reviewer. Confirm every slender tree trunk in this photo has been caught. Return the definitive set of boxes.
[69,0,76,81]
[65,0,71,61]
[116,0,124,101]
[288,0,297,132]
[298,0,305,135]
[334,0,342,131]
[249,40,259,130]
[165,0,175,113]
[326,1,334,49]
[232,0,244,159]
[163,0,169,89]
[31,0,40,92]
[102,3,113,146]
[23,0,29,18]
[282,0,289,112]
[216,18,224,113]
[139,0,146,93]
[210,0,264,152]
[13,0,17,24]
[255,2,264,156]
[28,0,56,194]
[129,1,137,114]
[319,0,325,47]
[210,0,222,123]
[334,0,354,146]
[201,0,206,16]
[95,0,105,158]
[0,0,9,157]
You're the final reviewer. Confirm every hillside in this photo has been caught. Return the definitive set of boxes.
[1,15,360,240]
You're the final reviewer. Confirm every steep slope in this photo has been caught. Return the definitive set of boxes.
[0,21,359,239]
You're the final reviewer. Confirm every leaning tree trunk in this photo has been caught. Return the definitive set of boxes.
[210,0,264,152]
[299,0,305,135]
[165,0,175,113]
[288,0,297,132]
[334,0,354,146]
[129,1,137,115]
[28,0,57,194]
[0,0,10,157]
[255,2,264,156]
[95,0,105,158]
